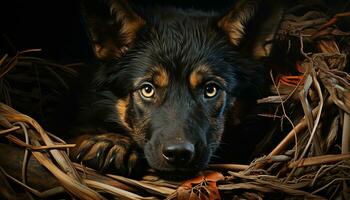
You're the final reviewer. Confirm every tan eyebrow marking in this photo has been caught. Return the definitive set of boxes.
[189,65,212,89]
[190,72,202,89]
[153,67,169,88]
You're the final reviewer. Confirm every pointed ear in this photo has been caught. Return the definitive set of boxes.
[218,0,259,46]
[81,0,145,61]
[218,0,286,59]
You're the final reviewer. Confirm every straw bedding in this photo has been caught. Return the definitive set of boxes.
[0,1,349,199]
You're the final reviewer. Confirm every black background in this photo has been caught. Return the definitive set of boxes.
[1,0,236,63]
[2,0,349,63]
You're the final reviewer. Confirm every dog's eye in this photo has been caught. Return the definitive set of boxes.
[204,82,220,98]
[140,82,155,99]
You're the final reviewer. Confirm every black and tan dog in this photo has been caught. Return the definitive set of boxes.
[70,0,284,177]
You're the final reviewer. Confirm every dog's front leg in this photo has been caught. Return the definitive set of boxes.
[70,133,143,176]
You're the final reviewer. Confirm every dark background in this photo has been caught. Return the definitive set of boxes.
[2,0,349,62]
[1,0,236,63]
[0,0,239,134]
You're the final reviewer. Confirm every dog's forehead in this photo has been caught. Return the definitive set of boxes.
[125,10,236,89]
[154,18,217,46]
[143,12,223,54]
[135,20,229,69]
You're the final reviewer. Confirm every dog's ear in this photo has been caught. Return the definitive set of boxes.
[81,0,145,61]
[218,0,286,59]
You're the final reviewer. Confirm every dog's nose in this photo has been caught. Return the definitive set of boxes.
[162,142,195,166]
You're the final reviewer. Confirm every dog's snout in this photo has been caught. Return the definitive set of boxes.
[162,142,195,166]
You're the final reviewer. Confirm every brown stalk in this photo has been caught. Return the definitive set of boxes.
[32,151,105,200]
[288,153,350,168]
[85,179,157,200]
[0,126,20,134]
[312,178,350,195]
[342,113,350,153]
[74,164,139,192]
[298,70,324,159]
[218,182,275,193]
[253,106,320,169]
[0,103,104,200]
[315,12,350,33]
[208,164,249,171]
[0,104,82,181]
[108,174,176,196]
[0,54,8,65]
[5,134,75,150]
[228,171,325,199]
[0,54,18,78]
[0,167,66,198]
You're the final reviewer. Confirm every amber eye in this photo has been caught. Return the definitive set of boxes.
[140,82,155,99]
[204,82,220,98]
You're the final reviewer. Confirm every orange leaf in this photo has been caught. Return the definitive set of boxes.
[182,171,224,188]
[177,171,224,200]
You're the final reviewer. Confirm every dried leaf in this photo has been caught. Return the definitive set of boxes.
[175,171,223,200]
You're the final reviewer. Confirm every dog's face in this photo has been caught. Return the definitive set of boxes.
[83,0,277,173]
[119,16,240,172]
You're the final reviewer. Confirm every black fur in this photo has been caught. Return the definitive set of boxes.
[70,1,274,178]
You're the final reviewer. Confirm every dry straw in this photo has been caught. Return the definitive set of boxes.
[0,2,350,200]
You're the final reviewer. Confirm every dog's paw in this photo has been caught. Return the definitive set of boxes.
[71,133,142,176]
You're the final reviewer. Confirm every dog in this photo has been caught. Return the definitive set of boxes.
[69,0,284,177]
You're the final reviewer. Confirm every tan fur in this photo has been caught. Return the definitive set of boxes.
[94,41,123,60]
[88,0,146,60]
[189,65,227,89]
[189,71,202,89]
[110,0,145,51]
[153,67,169,88]
[218,0,258,46]
[116,97,132,130]
[189,65,212,88]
